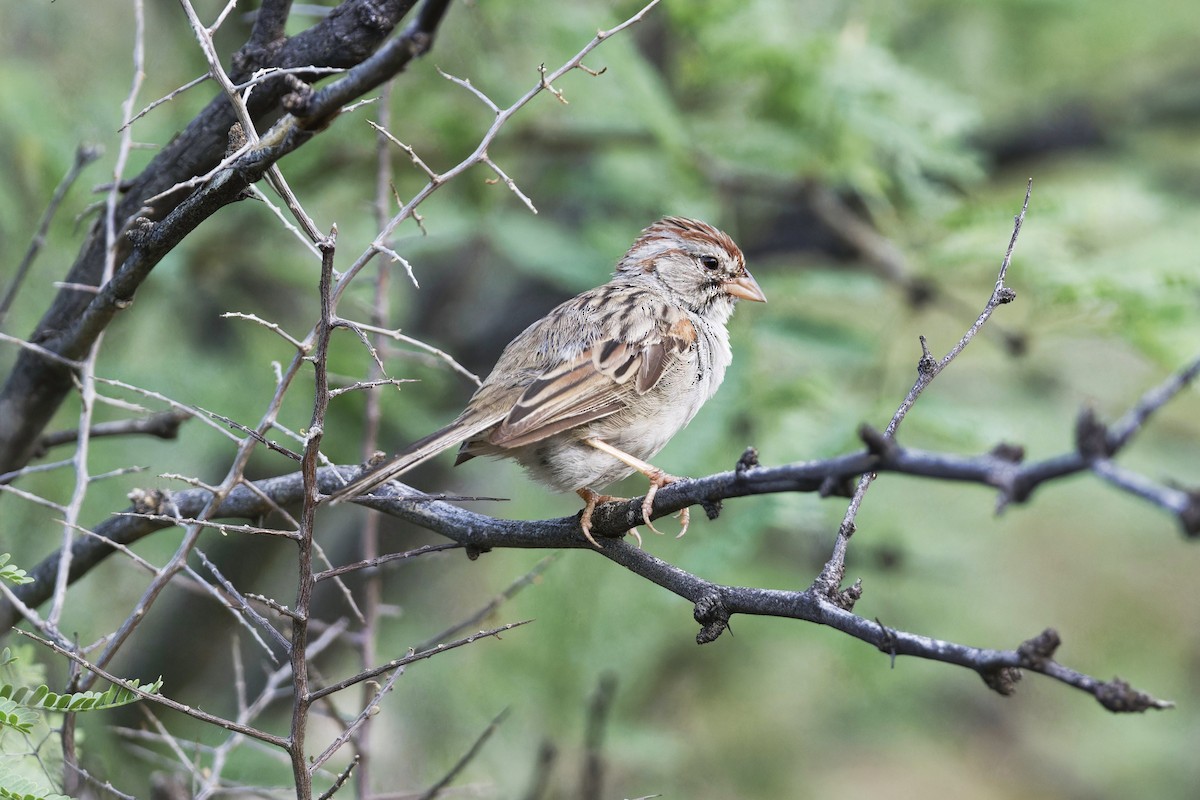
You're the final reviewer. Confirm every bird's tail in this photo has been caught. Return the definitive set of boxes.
[327,415,501,505]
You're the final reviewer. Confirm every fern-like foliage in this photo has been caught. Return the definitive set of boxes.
[0,698,39,734]
[0,676,163,715]
[0,770,72,800]
[0,555,32,587]
[0,646,165,799]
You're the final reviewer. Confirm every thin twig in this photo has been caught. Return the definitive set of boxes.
[415,555,557,651]
[222,312,309,351]
[581,674,616,800]
[307,621,533,703]
[0,144,102,329]
[815,181,1032,598]
[339,318,482,385]
[417,708,511,800]
[35,411,191,456]
[308,668,401,773]
[314,542,462,581]
[317,755,360,800]
[195,548,292,656]
[331,0,662,294]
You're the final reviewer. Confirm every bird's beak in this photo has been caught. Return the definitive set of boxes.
[724,271,767,303]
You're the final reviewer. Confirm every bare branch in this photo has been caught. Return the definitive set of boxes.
[333,0,663,292]
[815,182,1032,602]
[371,243,420,287]
[34,411,191,457]
[308,669,401,773]
[317,756,360,800]
[481,155,538,213]
[0,144,102,329]
[0,0,433,475]
[417,708,510,800]
[287,227,340,798]
[337,318,482,385]
[328,378,418,398]
[121,74,209,130]
[194,548,292,656]
[1107,354,1200,451]
[368,120,439,180]
[222,311,308,351]
[314,542,462,582]
[307,621,534,703]
[414,555,557,651]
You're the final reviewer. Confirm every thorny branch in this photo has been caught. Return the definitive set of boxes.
[814,181,1031,605]
[0,143,102,329]
[6,347,1197,712]
[0,0,433,474]
[287,229,338,797]
[0,4,672,795]
[417,707,511,800]
[3,2,1196,797]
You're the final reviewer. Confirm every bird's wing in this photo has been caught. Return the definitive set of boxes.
[486,313,697,449]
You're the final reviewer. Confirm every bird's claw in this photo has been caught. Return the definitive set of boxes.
[577,488,606,549]
[641,470,690,538]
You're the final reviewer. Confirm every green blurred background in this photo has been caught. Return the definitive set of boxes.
[3,0,1200,797]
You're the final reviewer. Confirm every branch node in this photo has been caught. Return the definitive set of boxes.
[735,446,759,474]
[1017,627,1061,668]
[282,87,317,117]
[917,335,936,376]
[980,665,1023,696]
[227,121,248,155]
[989,441,1026,463]
[819,475,857,498]
[125,217,156,247]
[836,578,863,611]
[1182,490,1200,538]
[464,544,491,561]
[1095,677,1174,713]
[1074,407,1113,460]
[858,424,894,457]
[874,617,897,667]
[700,498,722,521]
[994,286,1017,304]
[693,592,730,645]
[127,487,172,516]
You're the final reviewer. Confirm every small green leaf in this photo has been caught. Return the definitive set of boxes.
[0,555,33,587]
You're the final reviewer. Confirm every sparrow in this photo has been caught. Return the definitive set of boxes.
[330,216,765,547]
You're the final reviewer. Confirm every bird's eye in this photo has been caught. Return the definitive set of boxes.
[698,254,720,271]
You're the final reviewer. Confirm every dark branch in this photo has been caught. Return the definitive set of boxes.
[0,0,430,477]
[8,358,1199,626]
[0,143,102,330]
[292,0,455,128]
[4,352,1195,710]
[417,707,510,800]
[28,411,191,460]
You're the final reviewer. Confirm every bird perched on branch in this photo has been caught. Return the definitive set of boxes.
[330,216,766,547]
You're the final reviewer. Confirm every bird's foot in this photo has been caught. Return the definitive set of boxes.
[580,438,691,540]
[641,469,690,538]
[577,488,646,548]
